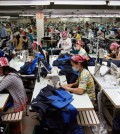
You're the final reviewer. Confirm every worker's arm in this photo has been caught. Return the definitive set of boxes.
[61,84,84,95]
[0,76,11,92]
[57,39,63,49]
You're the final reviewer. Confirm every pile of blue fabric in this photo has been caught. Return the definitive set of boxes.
[53,53,78,84]
[31,85,84,134]
[53,53,71,69]
[35,53,45,60]
[19,57,52,76]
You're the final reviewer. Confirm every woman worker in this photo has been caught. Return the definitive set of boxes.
[61,55,95,102]
[57,31,72,53]
[75,40,88,57]
[106,42,120,59]
[0,57,27,112]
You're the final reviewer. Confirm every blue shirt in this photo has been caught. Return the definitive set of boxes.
[0,27,7,38]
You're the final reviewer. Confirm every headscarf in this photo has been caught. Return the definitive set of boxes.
[110,42,119,50]
[0,57,9,67]
[71,55,87,63]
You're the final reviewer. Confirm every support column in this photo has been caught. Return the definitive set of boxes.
[36,12,44,44]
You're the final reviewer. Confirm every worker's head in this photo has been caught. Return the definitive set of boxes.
[0,57,9,76]
[32,41,37,50]
[110,42,119,51]
[75,40,83,50]
[61,31,68,40]
[71,55,88,72]
[0,58,17,76]
[32,41,42,50]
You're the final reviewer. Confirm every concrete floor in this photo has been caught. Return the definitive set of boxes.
[22,109,40,134]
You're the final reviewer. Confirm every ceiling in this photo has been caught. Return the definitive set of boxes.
[0,0,120,17]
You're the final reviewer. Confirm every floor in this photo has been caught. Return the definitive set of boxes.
[22,107,39,134]
[22,93,40,134]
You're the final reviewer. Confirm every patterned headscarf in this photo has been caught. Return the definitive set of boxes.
[71,55,87,63]
[110,42,119,50]
[0,57,9,67]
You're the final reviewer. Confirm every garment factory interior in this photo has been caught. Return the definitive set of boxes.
[0,0,120,134]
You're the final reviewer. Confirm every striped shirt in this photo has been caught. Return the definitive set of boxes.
[0,73,27,112]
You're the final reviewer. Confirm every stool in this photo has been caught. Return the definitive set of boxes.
[1,111,23,134]
[77,110,100,126]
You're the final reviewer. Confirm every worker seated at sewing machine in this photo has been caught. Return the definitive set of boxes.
[105,42,120,60]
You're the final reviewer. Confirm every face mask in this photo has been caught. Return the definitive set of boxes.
[112,50,115,53]
[72,66,79,72]
[74,47,77,50]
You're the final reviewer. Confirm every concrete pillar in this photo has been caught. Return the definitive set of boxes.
[36,12,44,44]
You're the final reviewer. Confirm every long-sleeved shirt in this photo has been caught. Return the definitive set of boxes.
[0,27,7,38]
[0,73,27,112]
[57,38,72,51]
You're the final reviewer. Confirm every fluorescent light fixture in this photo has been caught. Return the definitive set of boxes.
[109,1,120,6]
[0,16,10,18]
[54,1,106,5]
[0,1,50,6]
[19,14,35,17]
